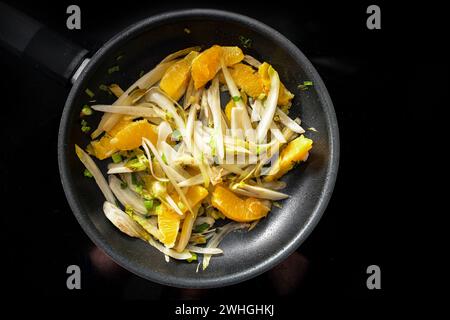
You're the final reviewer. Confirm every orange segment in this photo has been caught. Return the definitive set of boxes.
[229,63,265,98]
[170,185,208,214]
[191,45,244,89]
[222,46,244,66]
[258,62,294,106]
[110,120,158,151]
[191,45,222,89]
[159,51,199,101]
[264,135,313,182]
[211,185,270,222]
[157,204,181,248]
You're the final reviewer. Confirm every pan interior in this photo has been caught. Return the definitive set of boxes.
[59,11,337,288]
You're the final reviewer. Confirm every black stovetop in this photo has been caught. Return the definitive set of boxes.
[0,0,446,307]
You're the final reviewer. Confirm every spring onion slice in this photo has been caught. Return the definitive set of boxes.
[75,145,115,203]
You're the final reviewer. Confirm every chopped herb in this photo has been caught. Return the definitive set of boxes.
[161,153,168,165]
[144,199,154,211]
[120,181,128,189]
[83,169,93,178]
[256,145,261,155]
[131,172,140,185]
[273,201,283,208]
[81,105,93,116]
[194,223,210,233]
[298,81,314,90]
[308,127,318,132]
[125,205,134,216]
[135,184,143,194]
[177,201,186,212]
[239,35,252,49]
[85,88,95,98]
[171,129,182,141]
[184,28,191,34]
[99,84,111,94]
[116,54,124,61]
[89,100,97,103]
[187,252,197,263]
[232,95,242,102]
[111,153,122,164]
[139,70,145,77]
[80,119,90,132]
[108,65,120,74]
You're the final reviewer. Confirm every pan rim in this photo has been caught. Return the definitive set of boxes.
[58,8,340,288]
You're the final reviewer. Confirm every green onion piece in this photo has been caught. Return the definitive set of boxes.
[81,126,91,133]
[116,54,124,61]
[144,199,154,211]
[108,65,120,74]
[161,153,168,165]
[187,252,197,263]
[194,223,210,233]
[83,169,93,178]
[239,35,252,49]
[85,88,95,98]
[232,95,241,102]
[99,84,111,94]
[298,81,314,90]
[111,153,122,164]
[120,181,128,189]
[81,105,93,116]
[171,129,182,141]
[139,70,145,77]
[81,119,88,126]
[135,184,143,194]
[184,28,191,34]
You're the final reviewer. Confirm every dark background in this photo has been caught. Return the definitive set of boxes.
[0,0,446,310]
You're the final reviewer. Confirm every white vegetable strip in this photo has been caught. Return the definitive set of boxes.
[194,216,215,228]
[256,66,280,143]
[109,175,147,215]
[148,237,193,260]
[141,141,169,182]
[178,174,204,187]
[107,162,133,174]
[221,62,254,142]
[75,145,115,204]
[145,88,186,134]
[243,54,262,68]
[276,108,305,134]
[92,61,175,138]
[185,102,197,153]
[186,246,223,255]
[231,183,289,200]
[165,194,184,216]
[143,138,193,214]
[157,121,173,148]
[91,105,159,118]
[270,122,286,143]
[203,222,249,270]
[160,46,201,63]
[103,202,148,239]
[207,77,225,159]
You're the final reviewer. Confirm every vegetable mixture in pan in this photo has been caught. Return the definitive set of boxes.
[76,45,313,270]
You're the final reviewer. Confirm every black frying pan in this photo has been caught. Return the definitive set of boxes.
[0,3,339,288]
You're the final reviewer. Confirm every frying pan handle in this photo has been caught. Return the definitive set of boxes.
[0,2,88,85]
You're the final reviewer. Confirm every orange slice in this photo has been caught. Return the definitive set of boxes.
[110,120,158,151]
[211,185,270,222]
[159,51,199,101]
[264,135,313,182]
[157,204,181,248]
